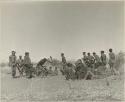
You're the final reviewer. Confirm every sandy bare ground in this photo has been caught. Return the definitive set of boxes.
[1,67,124,102]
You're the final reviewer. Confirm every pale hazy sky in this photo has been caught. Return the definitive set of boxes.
[0,1,124,62]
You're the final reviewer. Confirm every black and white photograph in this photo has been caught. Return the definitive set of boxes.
[0,0,124,102]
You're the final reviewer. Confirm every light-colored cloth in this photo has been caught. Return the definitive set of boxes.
[109,52,115,64]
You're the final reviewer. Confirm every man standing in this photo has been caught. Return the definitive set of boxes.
[82,52,88,66]
[61,53,67,74]
[108,49,116,74]
[9,51,17,78]
[93,52,101,68]
[23,52,32,78]
[100,51,107,66]
[61,53,67,65]
[61,53,68,79]
[86,53,95,68]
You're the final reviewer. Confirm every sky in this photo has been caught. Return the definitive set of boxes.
[0,1,124,62]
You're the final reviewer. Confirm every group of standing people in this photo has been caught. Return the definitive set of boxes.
[9,48,116,80]
[82,49,115,69]
[9,51,33,78]
[61,48,116,80]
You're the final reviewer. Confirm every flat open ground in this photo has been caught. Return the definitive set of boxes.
[1,67,124,102]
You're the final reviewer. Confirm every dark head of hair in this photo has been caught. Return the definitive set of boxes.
[101,51,104,54]
[12,51,16,53]
[93,52,96,55]
[61,53,64,56]
[87,53,90,56]
[12,51,16,55]
[25,52,29,55]
[109,48,112,52]
[83,52,86,55]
